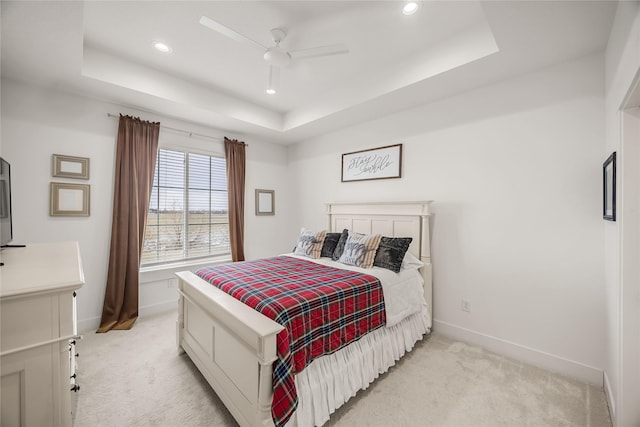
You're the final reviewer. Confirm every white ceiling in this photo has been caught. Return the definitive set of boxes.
[1,1,617,145]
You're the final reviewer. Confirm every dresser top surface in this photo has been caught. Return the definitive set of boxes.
[0,241,85,298]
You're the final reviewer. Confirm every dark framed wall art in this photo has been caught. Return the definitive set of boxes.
[341,144,402,182]
[603,151,616,221]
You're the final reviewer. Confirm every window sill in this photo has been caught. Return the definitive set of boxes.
[139,256,232,283]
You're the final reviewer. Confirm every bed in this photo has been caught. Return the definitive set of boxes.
[175,201,433,427]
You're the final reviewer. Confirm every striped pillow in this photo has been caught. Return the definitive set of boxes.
[293,229,327,259]
[338,231,382,269]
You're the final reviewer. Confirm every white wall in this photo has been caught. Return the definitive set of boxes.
[0,79,293,332]
[603,2,640,425]
[288,53,606,384]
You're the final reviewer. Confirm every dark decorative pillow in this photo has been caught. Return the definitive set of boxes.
[331,229,350,261]
[321,232,342,258]
[373,236,413,273]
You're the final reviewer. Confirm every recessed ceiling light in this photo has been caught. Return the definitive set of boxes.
[266,88,276,95]
[402,1,419,15]
[153,41,172,53]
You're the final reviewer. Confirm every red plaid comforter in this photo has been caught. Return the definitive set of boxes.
[196,256,386,427]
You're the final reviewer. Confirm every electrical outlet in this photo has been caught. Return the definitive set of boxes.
[461,299,471,312]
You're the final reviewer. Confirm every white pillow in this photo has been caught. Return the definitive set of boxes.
[401,252,424,270]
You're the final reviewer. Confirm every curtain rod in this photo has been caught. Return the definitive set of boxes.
[106,113,248,146]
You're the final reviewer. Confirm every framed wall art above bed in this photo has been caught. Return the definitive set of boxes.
[175,201,433,427]
[341,144,402,182]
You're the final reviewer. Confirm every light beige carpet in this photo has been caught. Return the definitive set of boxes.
[73,310,611,427]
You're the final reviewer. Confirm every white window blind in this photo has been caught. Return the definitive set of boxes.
[141,148,230,266]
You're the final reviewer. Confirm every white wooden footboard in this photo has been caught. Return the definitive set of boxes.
[175,271,284,427]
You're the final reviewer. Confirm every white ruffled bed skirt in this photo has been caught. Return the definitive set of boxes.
[287,308,431,427]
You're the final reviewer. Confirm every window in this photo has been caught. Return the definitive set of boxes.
[141,148,229,266]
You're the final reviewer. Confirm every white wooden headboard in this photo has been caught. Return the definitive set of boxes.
[326,201,433,319]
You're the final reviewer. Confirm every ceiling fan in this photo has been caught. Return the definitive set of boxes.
[200,15,349,94]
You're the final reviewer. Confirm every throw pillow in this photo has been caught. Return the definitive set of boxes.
[373,236,413,273]
[331,229,350,261]
[338,231,382,269]
[293,229,326,259]
[321,232,342,258]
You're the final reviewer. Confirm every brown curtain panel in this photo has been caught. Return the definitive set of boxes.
[224,137,246,262]
[97,115,160,333]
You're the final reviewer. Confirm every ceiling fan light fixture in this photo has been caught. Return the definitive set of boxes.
[266,66,278,95]
[152,41,172,53]
[402,1,419,15]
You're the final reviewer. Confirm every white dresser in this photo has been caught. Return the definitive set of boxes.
[0,242,84,427]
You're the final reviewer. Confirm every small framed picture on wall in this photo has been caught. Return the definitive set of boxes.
[52,154,90,180]
[255,189,275,216]
[50,182,90,217]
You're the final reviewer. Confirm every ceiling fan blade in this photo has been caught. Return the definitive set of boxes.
[289,44,349,60]
[199,15,266,50]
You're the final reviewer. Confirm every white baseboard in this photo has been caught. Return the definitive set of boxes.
[77,300,177,333]
[433,319,603,386]
[604,370,616,424]
[139,300,177,317]
[78,316,101,334]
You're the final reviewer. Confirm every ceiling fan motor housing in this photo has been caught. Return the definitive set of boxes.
[264,48,291,67]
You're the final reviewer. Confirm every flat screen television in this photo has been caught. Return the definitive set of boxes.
[0,157,13,246]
